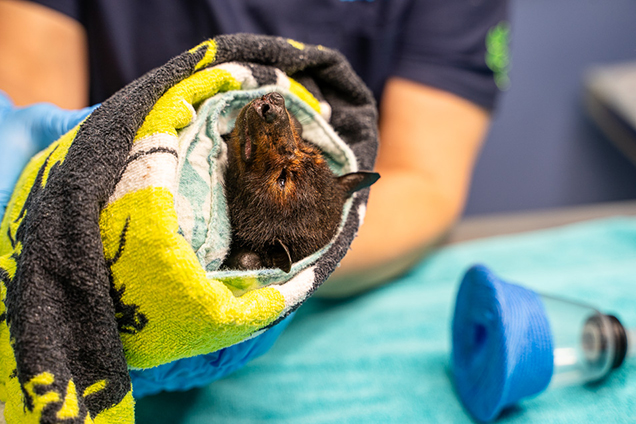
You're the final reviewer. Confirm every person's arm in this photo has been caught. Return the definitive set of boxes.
[0,1,93,218]
[0,0,88,108]
[317,77,490,297]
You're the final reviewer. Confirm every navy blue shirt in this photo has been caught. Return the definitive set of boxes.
[32,0,507,109]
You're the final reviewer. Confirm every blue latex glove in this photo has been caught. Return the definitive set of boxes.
[0,91,97,221]
[130,313,295,397]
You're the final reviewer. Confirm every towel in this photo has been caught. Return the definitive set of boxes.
[0,34,378,424]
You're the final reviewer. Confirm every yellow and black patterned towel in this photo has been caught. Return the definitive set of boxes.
[0,34,378,423]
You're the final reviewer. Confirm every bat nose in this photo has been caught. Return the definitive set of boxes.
[256,92,285,123]
[264,92,284,106]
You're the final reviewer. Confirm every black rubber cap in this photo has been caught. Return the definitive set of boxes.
[606,314,628,369]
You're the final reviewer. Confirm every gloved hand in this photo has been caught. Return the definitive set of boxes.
[129,312,295,397]
[0,91,98,221]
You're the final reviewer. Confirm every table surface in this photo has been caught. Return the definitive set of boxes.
[445,200,636,244]
[3,200,636,423]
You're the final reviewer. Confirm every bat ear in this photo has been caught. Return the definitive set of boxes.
[272,239,292,273]
[337,171,380,196]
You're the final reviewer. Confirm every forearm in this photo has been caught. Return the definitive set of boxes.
[0,0,88,108]
[318,168,463,297]
[317,78,490,297]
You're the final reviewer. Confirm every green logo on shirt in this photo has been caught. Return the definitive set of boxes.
[486,22,510,91]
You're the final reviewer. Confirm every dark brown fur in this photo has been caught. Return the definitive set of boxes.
[222,92,379,272]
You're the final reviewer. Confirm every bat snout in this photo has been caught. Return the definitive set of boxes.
[251,92,286,123]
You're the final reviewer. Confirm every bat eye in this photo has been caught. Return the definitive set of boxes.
[278,169,287,188]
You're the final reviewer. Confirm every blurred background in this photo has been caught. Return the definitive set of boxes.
[464,0,636,216]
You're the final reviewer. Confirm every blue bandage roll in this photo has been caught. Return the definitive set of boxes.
[451,265,554,422]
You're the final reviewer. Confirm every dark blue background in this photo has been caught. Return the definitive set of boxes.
[465,0,636,215]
